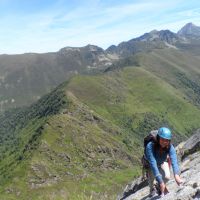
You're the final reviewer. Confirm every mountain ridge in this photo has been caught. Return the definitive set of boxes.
[1,63,200,198]
[177,22,200,38]
[0,22,200,111]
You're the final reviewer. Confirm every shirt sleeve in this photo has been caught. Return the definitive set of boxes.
[169,144,180,175]
[145,142,163,184]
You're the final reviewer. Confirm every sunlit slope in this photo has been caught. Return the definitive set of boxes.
[0,84,140,200]
[1,66,200,199]
[135,49,200,106]
[67,66,200,136]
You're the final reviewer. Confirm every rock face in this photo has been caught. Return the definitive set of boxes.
[118,129,200,200]
[177,23,200,38]
[181,129,200,159]
[134,30,180,44]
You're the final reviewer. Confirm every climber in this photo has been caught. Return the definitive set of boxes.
[144,127,183,197]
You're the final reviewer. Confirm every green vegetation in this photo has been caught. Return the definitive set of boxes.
[136,49,200,107]
[68,67,200,139]
[0,86,67,186]
[0,51,200,199]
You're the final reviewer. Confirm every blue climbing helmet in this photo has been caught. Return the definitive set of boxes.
[158,127,172,140]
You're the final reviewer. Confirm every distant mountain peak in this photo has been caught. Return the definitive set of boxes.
[106,29,181,56]
[183,22,196,28]
[83,44,104,52]
[59,46,81,53]
[178,22,200,38]
[149,29,158,34]
[59,44,103,54]
[133,29,179,44]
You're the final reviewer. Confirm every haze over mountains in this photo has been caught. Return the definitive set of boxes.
[0,22,200,199]
[1,22,200,111]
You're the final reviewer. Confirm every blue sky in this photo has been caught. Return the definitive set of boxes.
[0,0,200,54]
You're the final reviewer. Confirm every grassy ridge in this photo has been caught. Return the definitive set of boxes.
[0,82,140,199]
[136,49,200,106]
[67,67,200,137]
[0,65,200,199]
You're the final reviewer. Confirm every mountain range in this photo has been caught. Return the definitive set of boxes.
[0,22,200,199]
[1,22,200,111]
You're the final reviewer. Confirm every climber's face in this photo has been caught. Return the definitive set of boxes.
[159,137,170,148]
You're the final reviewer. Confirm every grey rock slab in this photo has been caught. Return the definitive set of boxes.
[119,150,200,200]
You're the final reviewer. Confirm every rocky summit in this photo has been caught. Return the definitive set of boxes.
[118,129,200,200]
[177,22,200,38]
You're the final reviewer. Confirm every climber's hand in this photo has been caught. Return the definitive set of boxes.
[159,182,166,194]
[174,174,184,186]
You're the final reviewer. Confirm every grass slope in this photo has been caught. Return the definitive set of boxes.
[67,67,200,138]
[135,48,200,106]
[0,66,200,199]
[0,83,140,199]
